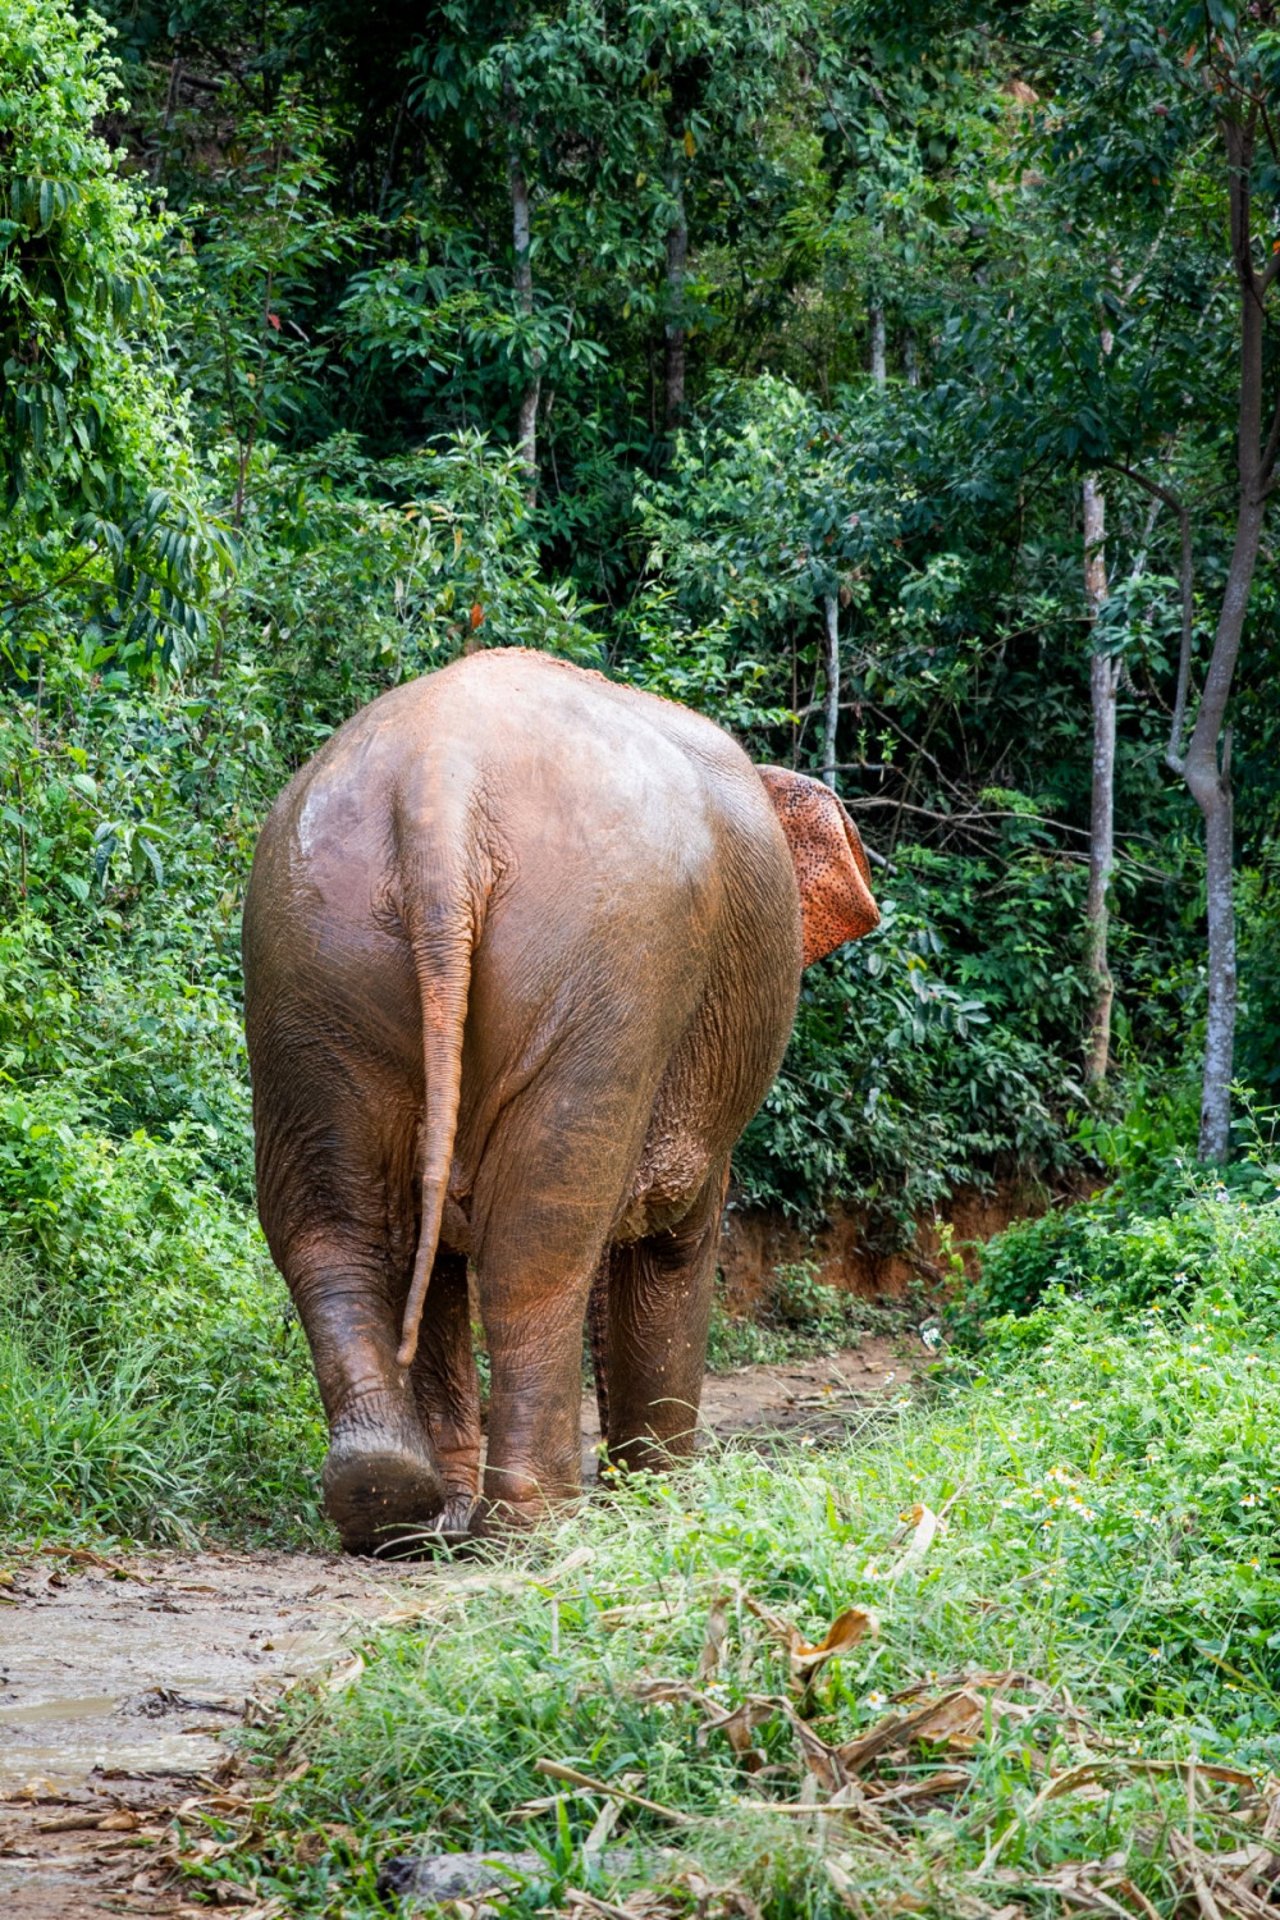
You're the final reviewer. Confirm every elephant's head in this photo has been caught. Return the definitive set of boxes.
[758,768,881,966]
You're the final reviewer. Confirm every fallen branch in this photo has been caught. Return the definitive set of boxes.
[533,1760,694,1827]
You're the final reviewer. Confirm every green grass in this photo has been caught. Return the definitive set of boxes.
[184,1278,1280,1919]
[0,1266,326,1546]
[0,1082,328,1548]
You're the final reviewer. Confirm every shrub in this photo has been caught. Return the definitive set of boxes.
[963,1164,1280,1329]
[737,846,1084,1222]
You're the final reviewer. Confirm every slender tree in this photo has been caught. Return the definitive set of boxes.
[1162,33,1280,1160]
[1091,21,1280,1161]
[821,593,840,788]
[1082,472,1118,1086]
[506,79,540,496]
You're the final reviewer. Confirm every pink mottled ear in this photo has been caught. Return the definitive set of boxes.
[758,768,881,966]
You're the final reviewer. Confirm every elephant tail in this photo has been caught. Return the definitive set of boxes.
[396,904,474,1370]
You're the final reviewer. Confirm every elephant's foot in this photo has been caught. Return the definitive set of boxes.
[322,1430,445,1556]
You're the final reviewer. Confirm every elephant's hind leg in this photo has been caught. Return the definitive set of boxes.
[596,1167,729,1476]
[463,1029,684,1536]
[294,1229,446,1555]
[469,1159,625,1535]
[258,1094,444,1554]
[411,1249,481,1538]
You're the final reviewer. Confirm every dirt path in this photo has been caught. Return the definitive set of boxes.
[0,1338,920,1916]
[0,1550,399,1917]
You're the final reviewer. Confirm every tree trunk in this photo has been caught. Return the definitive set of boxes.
[1083,474,1118,1086]
[821,594,840,790]
[1182,502,1262,1161]
[903,328,920,388]
[663,145,688,432]
[869,304,887,386]
[151,56,182,183]
[1193,750,1238,1162]
[508,108,539,499]
[1174,108,1273,1161]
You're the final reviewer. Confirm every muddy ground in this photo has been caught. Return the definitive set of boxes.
[0,1336,924,1917]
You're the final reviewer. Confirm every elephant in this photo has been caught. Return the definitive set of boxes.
[242,648,879,1550]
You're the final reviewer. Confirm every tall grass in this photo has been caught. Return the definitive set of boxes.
[0,1082,328,1546]
[0,1258,324,1543]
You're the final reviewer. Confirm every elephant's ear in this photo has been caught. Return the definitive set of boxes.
[758,767,881,966]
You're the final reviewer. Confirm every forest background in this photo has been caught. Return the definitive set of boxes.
[5,0,1280,1538]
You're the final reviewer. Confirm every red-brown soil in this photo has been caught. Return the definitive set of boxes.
[716,1174,1081,1312]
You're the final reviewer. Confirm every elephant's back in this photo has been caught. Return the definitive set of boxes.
[250,646,787,875]
[243,649,802,1253]
[244,648,800,1109]
[426,649,798,987]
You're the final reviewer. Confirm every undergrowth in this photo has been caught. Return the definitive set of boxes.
[185,1255,1280,1920]
[705,1260,912,1371]
[0,1085,325,1547]
[961,1152,1280,1329]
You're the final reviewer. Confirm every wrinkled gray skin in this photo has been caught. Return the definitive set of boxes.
[242,649,878,1550]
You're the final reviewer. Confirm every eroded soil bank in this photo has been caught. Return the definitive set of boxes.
[1,1337,926,1918]
[716,1176,1062,1310]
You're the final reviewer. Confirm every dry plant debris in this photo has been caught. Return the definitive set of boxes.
[619,1589,1279,1920]
[361,1578,1280,1918]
